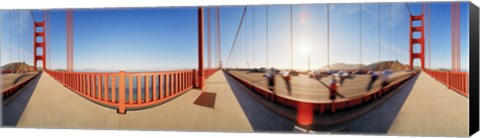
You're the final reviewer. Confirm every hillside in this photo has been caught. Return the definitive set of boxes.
[361,61,410,71]
[1,62,35,71]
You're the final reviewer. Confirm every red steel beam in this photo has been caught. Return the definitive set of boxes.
[198,7,205,89]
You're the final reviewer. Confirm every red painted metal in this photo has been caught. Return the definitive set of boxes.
[424,69,468,96]
[409,12,425,70]
[216,7,221,68]
[198,7,205,90]
[66,10,74,71]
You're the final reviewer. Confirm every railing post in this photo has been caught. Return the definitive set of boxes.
[117,71,127,114]
[63,71,66,86]
[192,69,197,88]
[447,71,451,89]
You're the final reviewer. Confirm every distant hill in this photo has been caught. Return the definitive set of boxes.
[361,61,409,71]
[322,63,365,70]
[1,62,35,71]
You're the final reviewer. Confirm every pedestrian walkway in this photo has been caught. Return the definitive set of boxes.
[11,71,253,132]
[387,72,468,137]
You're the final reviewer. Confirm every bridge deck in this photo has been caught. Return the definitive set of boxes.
[6,71,253,132]
[387,72,468,137]
[227,70,413,102]
[1,73,38,91]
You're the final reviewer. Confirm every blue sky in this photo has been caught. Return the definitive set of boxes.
[0,2,470,72]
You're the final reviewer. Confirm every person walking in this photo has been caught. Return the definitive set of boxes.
[281,70,292,96]
[367,71,380,91]
[264,68,276,101]
[329,76,338,113]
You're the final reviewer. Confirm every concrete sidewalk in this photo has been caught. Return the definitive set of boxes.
[13,71,253,132]
[387,72,468,137]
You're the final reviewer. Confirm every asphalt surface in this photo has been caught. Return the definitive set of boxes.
[1,72,39,91]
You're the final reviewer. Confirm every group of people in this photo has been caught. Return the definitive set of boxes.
[263,68,392,103]
[264,68,292,101]
[367,70,392,91]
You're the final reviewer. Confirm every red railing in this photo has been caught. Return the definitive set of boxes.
[424,69,468,96]
[2,72,40,100]
[204,68,219,79]
[45,69,197,114]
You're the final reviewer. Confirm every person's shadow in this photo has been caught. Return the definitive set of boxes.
[2,73,42,127]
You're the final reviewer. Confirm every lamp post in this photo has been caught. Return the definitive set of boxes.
[299,46,311,71]
[246,61,250,69]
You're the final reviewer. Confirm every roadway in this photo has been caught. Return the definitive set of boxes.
[2,70,469,136]
[227,70,414,102]
[1,72,38,91]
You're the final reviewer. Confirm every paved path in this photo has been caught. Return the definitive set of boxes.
[8,71,253,132]
[387,72,468,137]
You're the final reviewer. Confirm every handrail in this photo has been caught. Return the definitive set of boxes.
[45,69,201,114]
[423,69,468,96]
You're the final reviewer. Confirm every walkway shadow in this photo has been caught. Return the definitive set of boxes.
[223,71,295,132]
[2,73,42,127]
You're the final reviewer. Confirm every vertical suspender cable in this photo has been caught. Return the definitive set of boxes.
[326,4,330,69]
[389,4,392,61]
[252,7,255,68]
[10,11,12,63]
[290,4,293,70]
[396,4,399,62]
[266,6,269,69]
[225,7,248,68]
[17,11,19,62]
[216,7,221,68]
[450,3,455,71]
[378,3,381,63]
[244,11,247,68]
[359,4,362,69]
[0,10,2,66]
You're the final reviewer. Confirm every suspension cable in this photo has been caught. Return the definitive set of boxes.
[10,11,12,63]
[225,7,248,68]
[290,4,293,70]
[326,4,330,69]
[359,4,362,69]
[266,6,269,69]
[252,6,255,68]
[216,7,221,68]
[378,3,381,63]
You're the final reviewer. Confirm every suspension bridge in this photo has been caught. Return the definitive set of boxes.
[1,3,471,137]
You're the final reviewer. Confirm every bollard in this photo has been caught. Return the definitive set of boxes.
[117,71,127,114]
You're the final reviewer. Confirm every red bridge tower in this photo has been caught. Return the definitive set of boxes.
[33,20,46,71]
[409,12,425,70]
